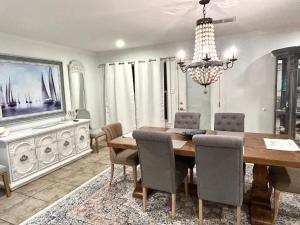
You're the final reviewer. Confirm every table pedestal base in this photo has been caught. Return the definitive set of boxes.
[249,164,273,225]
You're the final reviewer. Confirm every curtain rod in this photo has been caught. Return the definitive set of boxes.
[98,57,176,67]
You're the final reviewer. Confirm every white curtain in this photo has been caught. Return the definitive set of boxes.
[135,59,165,127]
[105,62,136,133]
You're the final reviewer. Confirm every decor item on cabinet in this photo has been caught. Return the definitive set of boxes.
[0,127,9,137]
[68,60,86,110]
[0,164,11,197]
[0,54,66,125]
[177,0,238,92]
[272,46,300,138]
[66,110,77,121]
[76,108,106,153]
[0,119,91,190]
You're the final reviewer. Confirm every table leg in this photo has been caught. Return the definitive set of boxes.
[249,164,273,225]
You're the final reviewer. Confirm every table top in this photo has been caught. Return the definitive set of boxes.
[107,127,300,168]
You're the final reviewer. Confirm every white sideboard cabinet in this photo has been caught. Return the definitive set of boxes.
[0,119,92,190]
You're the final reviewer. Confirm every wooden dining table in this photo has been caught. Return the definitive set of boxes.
[107,126,300,225]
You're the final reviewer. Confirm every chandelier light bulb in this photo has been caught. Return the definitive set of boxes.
[223,50,231,60]
[177,49,186,61]
[230,46,238,57]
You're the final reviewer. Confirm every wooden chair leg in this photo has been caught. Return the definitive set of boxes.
[237,206,241,225]
[198,199,203,225]
[2,173,11,197]
[132,166,137,188]
[184,176,188,197]
[142,187,147,212]
[190,168,194,184]
[95,137,100,153]
[109,163,114,187]
[90,137,93,149]
[123,165,126,177]
[171,193,176,219]
[273,189,280,223]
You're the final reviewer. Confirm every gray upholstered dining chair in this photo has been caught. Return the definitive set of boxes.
[193,135,244,225]
[214,113,245,132]
[102,123,139,187]
[174,112,201,129]
[269,166,300,223]
[174,112,201,184]
[0,164,11,197]
[76,108,106,152]
[132,130,189,219]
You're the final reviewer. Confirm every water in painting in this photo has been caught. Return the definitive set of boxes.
[0,61,62,118]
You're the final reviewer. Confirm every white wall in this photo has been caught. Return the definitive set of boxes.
[0,32,103,129]
[97,29,300,132]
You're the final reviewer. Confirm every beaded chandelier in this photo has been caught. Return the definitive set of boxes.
[178,0,237,91]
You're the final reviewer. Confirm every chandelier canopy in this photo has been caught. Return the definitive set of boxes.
[178,0,237,90]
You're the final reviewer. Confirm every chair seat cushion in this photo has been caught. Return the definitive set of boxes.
[269,166,300,194]
[90,128,105,138]
[115,149,139,166]
[0,165,8,173]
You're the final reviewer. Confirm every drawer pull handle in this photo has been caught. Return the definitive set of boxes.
[20,155,29,162]
[64,141,70,147]
[44,147,52,153]
[80,135,85,141]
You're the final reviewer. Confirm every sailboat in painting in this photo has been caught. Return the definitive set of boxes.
[6,78,17,107]
[0,85,5,109]
[41,67,61,106]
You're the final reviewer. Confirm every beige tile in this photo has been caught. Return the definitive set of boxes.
[64,160,109,176]
[58,170,96,187]
[15,179,55,197]
[0,219,12,225]
[0,197,47,225]
[0,192,28,212]
[33,182,76,203]
[40,166,74,181]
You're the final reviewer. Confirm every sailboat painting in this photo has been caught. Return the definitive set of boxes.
[0,55,65,122]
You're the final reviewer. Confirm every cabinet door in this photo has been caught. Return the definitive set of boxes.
[36,133,56,147]
[76,124,90,152]
[37,142,59,170]
[57,128,74,140]
[58,137,75,160]
[9,138,38,181]
[275,59,289,134]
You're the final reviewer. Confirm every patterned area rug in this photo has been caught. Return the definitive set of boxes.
[21,165,300,225]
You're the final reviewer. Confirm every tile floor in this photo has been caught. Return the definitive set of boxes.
[0,143,110,225]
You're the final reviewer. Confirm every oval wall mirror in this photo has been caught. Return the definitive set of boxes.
[68,60,86,110]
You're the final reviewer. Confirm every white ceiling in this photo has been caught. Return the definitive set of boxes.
[0,0,299,52]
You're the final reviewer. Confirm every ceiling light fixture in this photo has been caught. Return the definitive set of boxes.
[177,0,238,92]
[115,39,125,48]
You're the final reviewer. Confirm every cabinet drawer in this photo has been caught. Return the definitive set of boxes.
[58,137,75,160]
[37,142,59,170]
[10,148,38,181]
[35,133,56,147]
[76,124,90,152]
[9,138,35,153]
[57,128,74,140]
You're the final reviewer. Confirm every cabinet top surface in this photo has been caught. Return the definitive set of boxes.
[0,119,90,143]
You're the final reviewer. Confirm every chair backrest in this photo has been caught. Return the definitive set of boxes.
[214,113,245,132]
[76,108,91,119]
[132,130,177,193]
[174,112,201,129]
[102,123,123,161]
[193,135,243,207]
